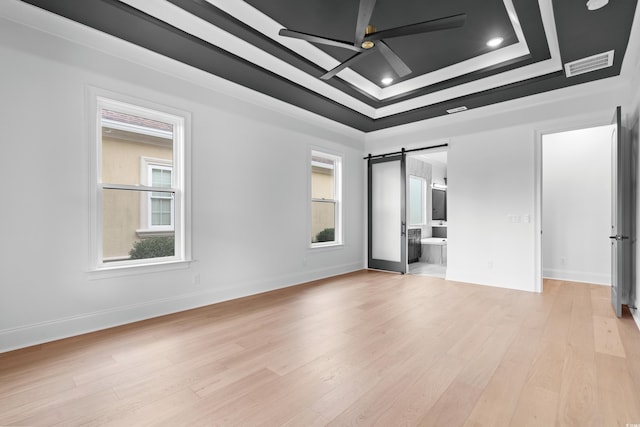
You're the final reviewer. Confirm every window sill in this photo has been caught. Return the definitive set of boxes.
[310,242,344,250]
[87,259,191,280]
[136,229,175,238]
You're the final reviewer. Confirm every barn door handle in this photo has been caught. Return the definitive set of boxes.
[609,235,629,240]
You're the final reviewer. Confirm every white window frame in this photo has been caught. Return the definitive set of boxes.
[89,91,191,273]
[310,150,343,248]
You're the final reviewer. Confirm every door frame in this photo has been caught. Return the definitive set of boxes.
[534,113,617,293]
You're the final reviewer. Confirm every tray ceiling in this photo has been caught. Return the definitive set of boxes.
[17,0,639,132]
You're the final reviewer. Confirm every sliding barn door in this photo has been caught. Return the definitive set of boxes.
[609,106,631,317]
[368,153,407,273]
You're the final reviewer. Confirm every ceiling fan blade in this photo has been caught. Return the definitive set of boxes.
[279,29,363,52]
[354,0,377,46]
[320,47,377,80]
[365,13,467,41]
[377,41,411,77]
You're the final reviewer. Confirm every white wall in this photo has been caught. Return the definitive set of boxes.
[0,7,364,352]
[431,162,447,187]
[542,126,613,284]
[366,77,627,292]
[446,127,536,291]
[368,123,542,291]
[406,157,432,238]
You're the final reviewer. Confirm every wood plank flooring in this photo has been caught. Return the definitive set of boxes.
[1,271,639,426]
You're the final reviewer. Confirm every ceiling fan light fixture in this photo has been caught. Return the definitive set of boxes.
[486,37,504,48]
[279,4,467,81]
[381,77,394,85]
[361,40,375,49]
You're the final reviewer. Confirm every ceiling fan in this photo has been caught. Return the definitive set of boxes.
[278,0,467,81]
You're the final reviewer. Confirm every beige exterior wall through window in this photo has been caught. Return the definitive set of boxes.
[101,130,173,259]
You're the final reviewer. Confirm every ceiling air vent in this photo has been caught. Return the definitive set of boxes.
[564,50,614,77]
[446,106,468,114]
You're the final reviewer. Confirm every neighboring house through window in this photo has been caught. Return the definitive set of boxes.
[311,150,342,247]
[91,95,188,269]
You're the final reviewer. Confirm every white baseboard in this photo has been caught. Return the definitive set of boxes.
[0,262,362,353]
[543,268,610,285]
[632,307,640,332]
[632,294,640,332]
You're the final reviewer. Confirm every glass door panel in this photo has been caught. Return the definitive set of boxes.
[368,154,406,273]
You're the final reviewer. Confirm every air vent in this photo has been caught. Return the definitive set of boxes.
[564,50,614,77]
[446,106,468,114]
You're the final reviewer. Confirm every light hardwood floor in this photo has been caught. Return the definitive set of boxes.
[1,271,640,426]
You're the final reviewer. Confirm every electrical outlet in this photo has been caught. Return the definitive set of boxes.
[192,273,200,285]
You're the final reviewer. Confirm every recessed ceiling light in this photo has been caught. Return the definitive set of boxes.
[486,37,504,48]
[586,0,608,10]
[381,77,394,85]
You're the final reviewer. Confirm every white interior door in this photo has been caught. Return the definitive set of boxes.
[368,154,407,273]
[610,106,631,317]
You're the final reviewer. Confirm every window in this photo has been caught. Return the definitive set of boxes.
[409,175,426,225]
[139,158,174,234]
[150,166,173,226]
[311,151,342,247]
[91,95,188,270]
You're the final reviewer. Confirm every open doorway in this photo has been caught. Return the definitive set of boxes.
[541,125,613,287]
[407,149,448,278]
